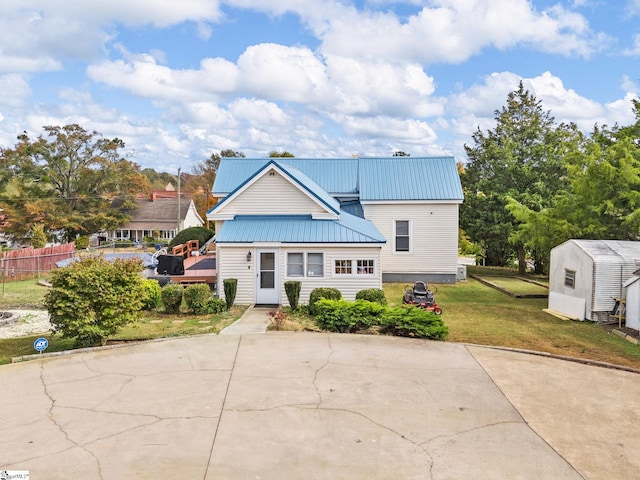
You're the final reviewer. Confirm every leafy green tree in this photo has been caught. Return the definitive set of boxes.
[461,82,578,272]
[508,101,640,269]
[268,150,295,157]
[45,256,146,346]
[0,124,149,243]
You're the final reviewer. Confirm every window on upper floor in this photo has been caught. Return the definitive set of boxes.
[395,220,410,252]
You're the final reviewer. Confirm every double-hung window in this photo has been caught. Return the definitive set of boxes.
[287,252,324,278]
[395,220,410,252]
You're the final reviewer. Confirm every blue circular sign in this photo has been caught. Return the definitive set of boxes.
[34,337,49,352]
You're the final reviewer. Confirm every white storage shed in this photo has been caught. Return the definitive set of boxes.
[622,273,640,332]
[548,240,640,322]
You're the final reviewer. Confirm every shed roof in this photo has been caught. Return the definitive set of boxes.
[215,214,386,244]
[561,239,640,264]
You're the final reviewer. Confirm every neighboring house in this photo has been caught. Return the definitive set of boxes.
[548,239,640,322]
[207,157,463,305]
[110,196,204,242]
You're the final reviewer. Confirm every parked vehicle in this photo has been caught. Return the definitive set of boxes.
[402,281,442,315]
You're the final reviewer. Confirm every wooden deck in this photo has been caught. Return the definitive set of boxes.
[147,253,216,287]
[170,253,216,285]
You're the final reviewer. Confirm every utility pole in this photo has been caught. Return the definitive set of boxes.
[177,167,181,236]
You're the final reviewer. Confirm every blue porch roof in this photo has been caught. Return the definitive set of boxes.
[216,214,386,244]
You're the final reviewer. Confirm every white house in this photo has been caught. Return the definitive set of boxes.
[548,239,640,322]
[207,157,463,306]
[622,273,640,331]
[110,197,204,242]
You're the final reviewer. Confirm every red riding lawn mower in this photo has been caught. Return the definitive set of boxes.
[402,281,442,315]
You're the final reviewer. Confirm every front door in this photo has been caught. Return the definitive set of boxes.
[255,249,279,305]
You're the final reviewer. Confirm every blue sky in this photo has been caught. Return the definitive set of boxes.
[0,0,639,172]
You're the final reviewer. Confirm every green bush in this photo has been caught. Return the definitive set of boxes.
[313,298,448,340]
[284,281,301,310]
[31,224,48,249]
[203,297,227,314]
[75,235,90,250]
[379,306,448,340]
[308,287,342,316]
[355,288,387,305]
[161,283,184,314]
[223,278,237,310]
[44,256,146,347]
[314,298,385,333]
[141,279,162,310]
[169,226,215,249]
[184,284,212,314]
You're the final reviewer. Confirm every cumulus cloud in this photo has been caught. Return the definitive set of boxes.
[315,0,606,63]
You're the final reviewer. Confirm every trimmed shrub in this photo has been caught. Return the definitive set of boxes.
[308,287,342,316]
[203,298,227,314]
[184,284,212,314]
[142,279,162,310]
[45,256,146,347]
[169,226,215,249]
[355,288,387,305]
[313,298,448,340]
[314,298,385,333]
[223,278,237,310]
[379,306,448,340]
[161,283,184,314]
[284,281,301,310]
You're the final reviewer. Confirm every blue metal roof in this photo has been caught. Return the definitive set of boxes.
[213,158,359,195]
[209,160,340,215]
[216,214,386,244]
[358,157,464,201]
[212,156,463,202]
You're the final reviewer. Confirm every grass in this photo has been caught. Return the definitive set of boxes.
[473,276,549,296]
[2,272,640,370]
[385,278,640,370]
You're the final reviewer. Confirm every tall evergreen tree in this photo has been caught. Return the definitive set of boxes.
[461,82,578,272]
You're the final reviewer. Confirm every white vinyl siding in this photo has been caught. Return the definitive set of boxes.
[214,172,328,216]
[216,244,381,305]
[363,203,459,275]
[281,246,382,304]
[215,245,257,305]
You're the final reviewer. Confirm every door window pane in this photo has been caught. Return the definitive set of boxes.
[261,271,275,288]
[261,252,275,270]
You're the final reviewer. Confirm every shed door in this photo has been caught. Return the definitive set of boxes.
[255,250,279,305]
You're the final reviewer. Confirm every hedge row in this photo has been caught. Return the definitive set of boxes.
[313,298,448,340]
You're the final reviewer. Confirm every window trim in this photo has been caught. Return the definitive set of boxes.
[394,219,411,253]
[286,251,325,278]
[333,258,377,277]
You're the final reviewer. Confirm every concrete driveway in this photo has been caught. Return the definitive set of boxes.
[1,333,638,479]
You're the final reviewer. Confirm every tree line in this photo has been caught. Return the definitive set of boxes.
[461,82,640,273]
[0,125,296,246]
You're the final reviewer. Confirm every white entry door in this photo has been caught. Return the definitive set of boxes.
[255,249,280,305]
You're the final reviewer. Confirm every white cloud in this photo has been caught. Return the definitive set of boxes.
[0,74,32,108]
[316,0,606,63]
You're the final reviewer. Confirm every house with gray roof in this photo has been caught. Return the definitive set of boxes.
[110,196,204,243]
[207,157,463,306]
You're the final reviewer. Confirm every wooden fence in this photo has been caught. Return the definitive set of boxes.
[1,243,76,282]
